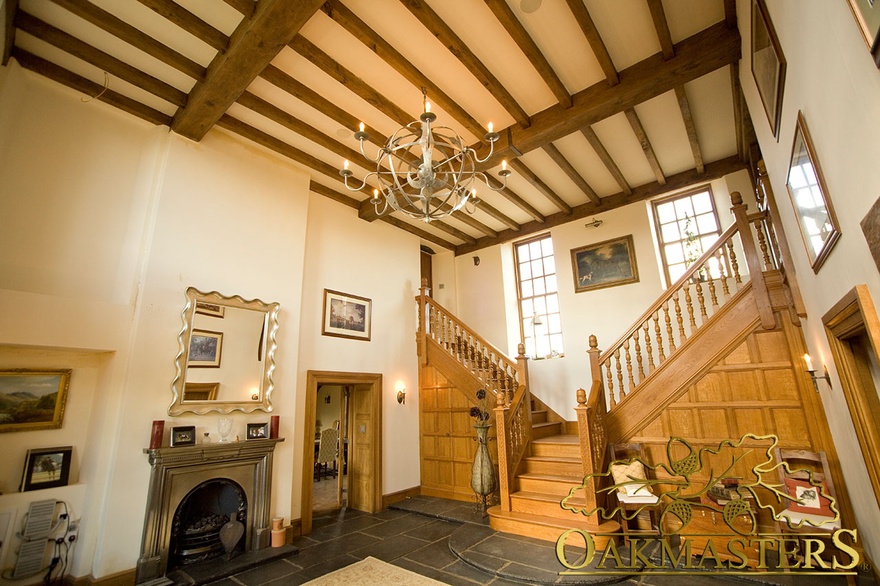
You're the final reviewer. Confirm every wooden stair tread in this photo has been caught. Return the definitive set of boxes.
[488,506,618,532]
[512,490,585,504]
[525,455,581,464]
[531,434,579,444]
[518,471,582,482]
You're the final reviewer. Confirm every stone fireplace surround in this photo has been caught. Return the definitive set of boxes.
[136,438,283,584]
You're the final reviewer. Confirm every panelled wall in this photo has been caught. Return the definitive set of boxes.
[419,364,498,502]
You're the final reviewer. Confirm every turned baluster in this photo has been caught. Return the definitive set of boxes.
[605,362,617,408]
[684,282,697,332]
[766,218,782,269]
[468,334,476,366]
[716,250,731,298]
[695,276,708,321]
[614,348,625,400]
[663,301,676,353]
[654,311,665,362]
[623,340,634,390]
[634,328,645,379]
[674,295,686,342]
[643,321,655,371]
[755,221,772,269]
[707,268,719,309]
[727,241,742,285]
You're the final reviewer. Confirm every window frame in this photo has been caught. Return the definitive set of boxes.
[512,233,564,360]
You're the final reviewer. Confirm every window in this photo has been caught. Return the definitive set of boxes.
[514,234,564,359]
[652,187,723,284]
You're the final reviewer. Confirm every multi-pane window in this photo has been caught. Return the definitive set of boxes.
[652,187,723,285]
[514,235,564,359]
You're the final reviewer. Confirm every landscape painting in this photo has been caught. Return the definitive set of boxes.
[322,289,372,341]
[0,369,71,433]
[571,235,640,293]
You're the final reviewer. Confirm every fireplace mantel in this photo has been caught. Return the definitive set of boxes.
[136,438,283,584]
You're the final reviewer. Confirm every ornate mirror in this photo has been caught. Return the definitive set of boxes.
[169,287,280,415]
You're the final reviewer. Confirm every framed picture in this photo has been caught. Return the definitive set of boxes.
[20,446,72,492]
[183,382,219,402]
[785,111,841,273]
[195,301,225,318]
[188,329,223,367]
[571,235,640,293]
[246,422,269,440]
[0,369,71,433]
[170,426,196,447]
[322,289,372,341]
[751,0,786,138]
[860,195,880,273]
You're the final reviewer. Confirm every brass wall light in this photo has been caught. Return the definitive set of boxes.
[803,354,831,392]
[396,382,406,405]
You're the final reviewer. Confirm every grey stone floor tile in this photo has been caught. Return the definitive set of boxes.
[228,558,299,586]
[406,519,462,542]
[360,511,434,538]
[350,533,432,562]
[291,553,361,583]
[290,531,379,568]
[393,557,484,585]
[405,538,460,569]
[306,513,384,541]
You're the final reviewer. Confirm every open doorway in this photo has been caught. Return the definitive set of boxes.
[301,371,383,535]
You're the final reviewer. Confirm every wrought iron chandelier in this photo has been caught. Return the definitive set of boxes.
[339,89,511,223]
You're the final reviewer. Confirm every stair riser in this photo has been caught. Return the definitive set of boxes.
[530,443,581,459]
[488,514,616,550]
[518,476,582,496]
[524,459,583,477]
[530,410,548,424]
[530,423,562,439]
[510,495,584,518]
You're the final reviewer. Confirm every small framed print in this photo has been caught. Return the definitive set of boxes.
[20,446,72,492]
[170,426,196,447]
[751,0,786,138]
[246,422,269,440]
[195,301,225,318]
[322,289,372,341]
[188,329,223,368]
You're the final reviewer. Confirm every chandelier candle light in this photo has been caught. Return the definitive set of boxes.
[339,89,511,223]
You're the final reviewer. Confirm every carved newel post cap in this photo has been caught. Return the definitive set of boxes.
[496,390,506,407]
[730,191,743,206]
[589,335,598,349]
[517,343,525,357]
[576,388,587,406]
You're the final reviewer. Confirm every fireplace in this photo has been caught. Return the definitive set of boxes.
[136,438,282,584]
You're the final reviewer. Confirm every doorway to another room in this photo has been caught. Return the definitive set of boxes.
[301,371,383,535]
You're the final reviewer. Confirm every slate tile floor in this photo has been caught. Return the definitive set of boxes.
[202,496,872,586]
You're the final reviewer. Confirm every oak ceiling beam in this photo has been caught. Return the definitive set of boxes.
[508,160,572,215]
[237,91,372,170]
[647,0,674,60]
[625,108,666,185]
[564,0,618,86]
[321,0,486,140]
[482,22,740,166]
[378,215,455,250]
[455,155,747,255]
[137,0,229,53]
[724,0,737,29]
[171,0,324,141]
[542,143,600,204]
[674,85,704,174]
[399,0,530,127]
[12,48,171,126]
[580,125,632,195]
[261,64,389,150]
[485,175,545,223]
[289,35,413,128]
[309,181,360,210]
[427,220,478,245]
[15,12,187,107]
[357,191,500,239]
[473,199,520,232]
[223,0,255,18]
[48,0,206,81]
[483,0,571,109]
[3,0,19,65]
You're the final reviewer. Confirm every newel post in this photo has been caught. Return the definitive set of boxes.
[574,388,598,511]
[515,343,529,391]
[587,335,602,385]
[730,192,776,329]
[493,389,512,511]
[417,278,430,365]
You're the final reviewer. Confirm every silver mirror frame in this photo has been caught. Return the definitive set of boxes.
[169,287,280,416]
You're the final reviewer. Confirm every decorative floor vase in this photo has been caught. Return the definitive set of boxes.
[471,423,495,516]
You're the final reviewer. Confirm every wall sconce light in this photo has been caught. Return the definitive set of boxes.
[396,383,406,405]
[473,256,480,266]
[585,217,603,229]
[803,354,832,392]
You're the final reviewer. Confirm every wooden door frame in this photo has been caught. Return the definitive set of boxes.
[301,370,383,534]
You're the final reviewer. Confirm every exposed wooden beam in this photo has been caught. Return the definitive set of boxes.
[455,156,747,255]
[223,0,255,18]
[377,215,455,250]
[483,0,571,108]
[427,220,478,245]
[647,0,675,60]
[357,190,501,239]
[625,108,666,185]
[399,0,530,127]
[472,199,520,232]
[309,181,360,209]
[172,0,324,141]
[289,35,412,127]
[564,0,618,86]
[49,0,206,81]
[724,0,737,29]
[674,85,704,174]
[508,159,572,214]
[482,22,740,166]
[261,64,388,150]
[15,12,187,106]
[237,90,372,170]
[3,0,19,66]
[12,48,171,126]
[580,125,632,195]
[542,143,600,204]
[321,0,486,140]
[485,175,545,223]
[136,0,229,53]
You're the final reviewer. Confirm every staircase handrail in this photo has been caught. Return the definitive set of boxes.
[494,380,532,511]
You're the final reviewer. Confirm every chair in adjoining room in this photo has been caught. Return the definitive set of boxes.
[314,427,339,481]
[608,443,660,543]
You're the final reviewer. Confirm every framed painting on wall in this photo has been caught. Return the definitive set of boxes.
[785,111,841,273]
[322,289,372,341]
[0,369,71,433]
[751,0,786,138]
[188,329,223,367]
[848,0,880,66]
[570,235,640,293]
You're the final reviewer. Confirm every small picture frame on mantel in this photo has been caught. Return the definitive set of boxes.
[247,422,269,440]
[20,446,73,492]
[170,426,196,447]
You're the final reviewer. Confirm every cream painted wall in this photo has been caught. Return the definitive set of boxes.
[738,0,880,562]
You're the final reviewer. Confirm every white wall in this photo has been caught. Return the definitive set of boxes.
[738,0,880,562]
[0,61,422,582]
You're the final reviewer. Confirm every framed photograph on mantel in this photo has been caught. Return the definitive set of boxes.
[751,0,786,138]
[785,111,841,273]
[570,235,640,293]
[322,289,372,341]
